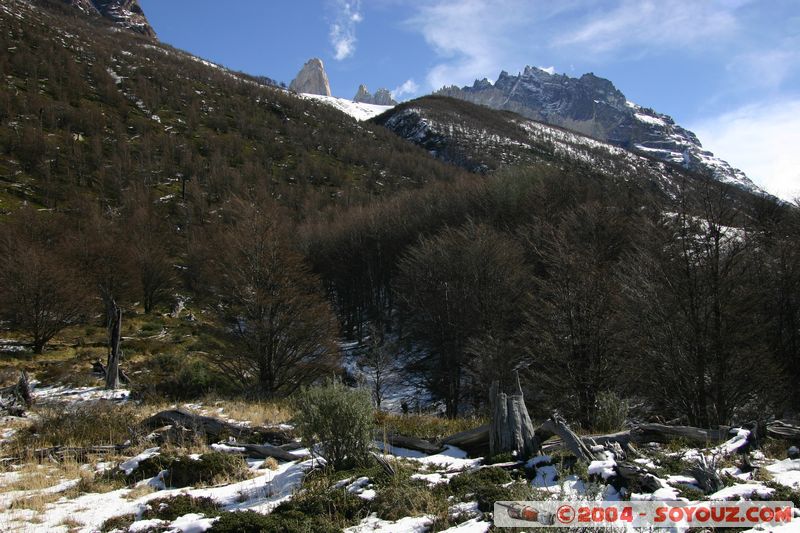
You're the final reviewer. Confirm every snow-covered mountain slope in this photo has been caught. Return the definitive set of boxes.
[300,94,394,122]
[375,96,762,201]
[437,67,761,195]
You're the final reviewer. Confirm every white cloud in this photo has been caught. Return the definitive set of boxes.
[391,79,419,100]
[538,66,556,75]
[555,0,740,53]
[329,1,363,61]
[407,0,552,90]
[404,0,756,90]
[691,99,800,201]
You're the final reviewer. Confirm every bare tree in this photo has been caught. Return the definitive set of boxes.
[394,221,531,417]
[357,324,399,410]
[196,198,340,397]
[0,213,90,353]
[624,183,774,426]
[519,203,632,427]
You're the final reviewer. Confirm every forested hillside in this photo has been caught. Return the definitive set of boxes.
[0,0,798,427]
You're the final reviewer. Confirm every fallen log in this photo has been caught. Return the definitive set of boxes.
[141,409,293,445]
[381,433,444,455]
[543,414,600,463]
[630,424,730,446]
[614,461,663,493]
[440,424,490,456]
[766,421,800,444]
[5,444,133,463]
[239,443,302,462]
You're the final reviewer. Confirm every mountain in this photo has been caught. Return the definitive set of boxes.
[436,66,759,194]
[63,0,156,38]
[289,58,332,96]
[374,96,712,200]
[353,85,397,106]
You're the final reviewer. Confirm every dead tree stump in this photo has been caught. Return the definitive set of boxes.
[105,302,122,390]
[489,376,538,459]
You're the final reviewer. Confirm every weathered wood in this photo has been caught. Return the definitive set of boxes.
[615,461,663,493]
[371,451,397,477]
[630,424,730,445]
[105,303,122,390]
[489,377,538,459]
[382,432,444,455]
[239,443,302,462]
[0,371,33,416]
[766,421,800,443]
[141,409,293,445]
[547,413,599,463]
[441,424,490,455]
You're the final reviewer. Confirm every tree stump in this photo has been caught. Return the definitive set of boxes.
[489,377,538,459]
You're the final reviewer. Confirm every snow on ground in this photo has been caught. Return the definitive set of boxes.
[766,458,800,489]
[345,514,433,532]
[31,384,131,404]
[709,483,775,500]
[300,94,394,121]
[384,445,481,472]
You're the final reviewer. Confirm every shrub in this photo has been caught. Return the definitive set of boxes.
[133,353,234,401]
[210,510,341,533]
[276,476,370,527]
[100,513,136,532]
[129,452,250,488]
[594,391,629,432]
[292,381,373,470]
[372,480,449,521]
[448,467,512,496]
[143,495,222,521]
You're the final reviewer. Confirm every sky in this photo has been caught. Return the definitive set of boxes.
[138,0,800,200]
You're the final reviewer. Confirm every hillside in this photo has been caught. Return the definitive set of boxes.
[0,1,799,532]
[0,0,465,214]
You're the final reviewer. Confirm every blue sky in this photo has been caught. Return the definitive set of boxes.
[139,0,800,200]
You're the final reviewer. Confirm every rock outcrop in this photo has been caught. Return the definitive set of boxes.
[353,85,397,106]
[437,66,757,193]
[289,58,332,97]
[64,0,156,38]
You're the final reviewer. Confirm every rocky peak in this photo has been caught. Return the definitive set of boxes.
[435,67,758,194]
[353,84,397,106]
[289,58,332,96]
[63,0,156,38]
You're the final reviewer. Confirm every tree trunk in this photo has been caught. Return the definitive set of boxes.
[489,377,538,459]
[105,302,121,389]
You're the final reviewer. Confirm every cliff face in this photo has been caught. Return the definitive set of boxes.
[353,85,397,106]
[64,0,156,38]
[289,58,332,96]
[437,66,757,193]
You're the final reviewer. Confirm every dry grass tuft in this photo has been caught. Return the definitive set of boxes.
[374,412,486,441]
